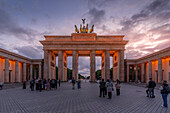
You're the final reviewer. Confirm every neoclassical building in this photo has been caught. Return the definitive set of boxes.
[0,48,42,83]
[0,45,170,84]
[125,47,170,84]
[40,33,128,82]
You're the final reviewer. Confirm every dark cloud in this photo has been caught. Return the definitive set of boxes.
[15,46,43,59]
[87,7,105,26]
[0,8,38,42]
[121,0,170,31]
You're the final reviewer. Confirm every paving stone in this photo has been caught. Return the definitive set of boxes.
[0,81,169,113]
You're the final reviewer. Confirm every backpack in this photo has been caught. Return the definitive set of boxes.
[165,86,170,93]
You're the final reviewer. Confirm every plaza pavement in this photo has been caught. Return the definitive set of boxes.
[0,81,169,113]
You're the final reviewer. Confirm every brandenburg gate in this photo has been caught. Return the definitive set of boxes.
[40,20,128,82]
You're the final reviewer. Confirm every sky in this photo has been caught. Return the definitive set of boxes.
[0,0,170,77]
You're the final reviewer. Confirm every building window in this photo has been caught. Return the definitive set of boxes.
[115,56,117,61]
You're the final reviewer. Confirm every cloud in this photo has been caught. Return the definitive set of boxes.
[87,7,105,26]
[0,8,39,42]
[14,46,43,59]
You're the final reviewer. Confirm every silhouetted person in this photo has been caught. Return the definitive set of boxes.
[43,79,46,90]
[36,78,39,90]
[39,79,42,92]
[115,79,121,96]
[23,81,26,89]
[77,79,81,89]
[160,80,169,108]
[30,78,35,91]
[146,78,156,98]
[72,77,75,89]
[99,79,106,97]
[106,79,113,99]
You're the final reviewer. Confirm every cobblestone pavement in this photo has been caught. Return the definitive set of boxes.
[0,81,169,113]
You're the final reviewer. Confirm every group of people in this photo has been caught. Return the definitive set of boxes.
[99,79,121,99]
[146,78,170,108]
[29,78,61,92]
[71,77,81,89]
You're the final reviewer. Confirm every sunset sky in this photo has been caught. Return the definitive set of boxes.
[0,0,170,76]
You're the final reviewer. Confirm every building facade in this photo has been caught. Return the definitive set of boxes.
[40,33,128,82]
[125,47,170,84]
[0,48,42,83]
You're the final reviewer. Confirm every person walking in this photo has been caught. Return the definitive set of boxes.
[30,78,35,91]
[160,80,169,108]
[35,78,39,90]
[45,79,50,90]
[38,79,42,92]
[99,79,106,97]
[43,79,46,90]
[72,77,75,89]
[115,79,121,96]
[106,79,113,99]
[23,81,26,89]
[77,79,81,89]
[146,78,156,98]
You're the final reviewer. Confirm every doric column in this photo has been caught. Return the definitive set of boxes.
[112,55,115,81]
[135,64,138,82]
[90,50,96,82]
[44,50,49,79]
[105,50,110,80]
[141,63,144,83]
[58,50,64,81]
[158,58,162,83]
[127,64,129,82]
[101,52,105,80]
[149,60,152,79]
[118,50,124,81]
[15,61,19,82]
[39,64,41,79]
[63,52,67,81]
[30,64,32,79]
[23,63,26,81]
[5,58,9,82]
[72,50,78,81]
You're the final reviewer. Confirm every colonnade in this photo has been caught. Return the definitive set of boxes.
[0,57,42,83]
[126,57,164,83]
[44,50,125,82]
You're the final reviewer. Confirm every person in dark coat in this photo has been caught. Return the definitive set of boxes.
[99,79,106,97]
[36,78,39,90]
[72,77,75,89]
[160,80,169,108]
[43,79,46,90]
[146,78,156,98]
[38,79,42,92]
[77,79,81,89]
[30,78,35,91]
[23,81,26,89]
